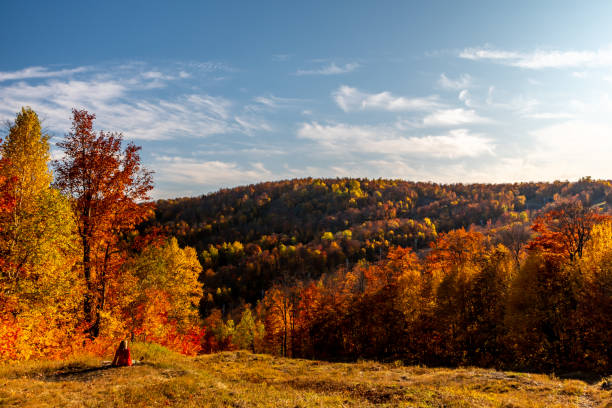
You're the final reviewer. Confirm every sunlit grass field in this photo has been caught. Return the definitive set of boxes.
[0,343,610,407]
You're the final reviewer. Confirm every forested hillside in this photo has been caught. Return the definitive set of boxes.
[3,106,612,373]
[150,177,612,315]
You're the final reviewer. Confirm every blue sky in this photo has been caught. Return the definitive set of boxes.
[2,1,612,198]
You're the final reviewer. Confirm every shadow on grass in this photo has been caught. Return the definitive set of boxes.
[42,364,139,382]
[557,371,607,385]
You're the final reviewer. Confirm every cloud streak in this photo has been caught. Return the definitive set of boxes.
[438,73,472,90]
[152,155,273,197]
[460,45,612,69]
[0,64,271,141]
[0,66,88,82]
[333,86,442,112]
[298,122,494,159]
[423,108,492,127]
[296,62,359,76]
[252,94,303,109]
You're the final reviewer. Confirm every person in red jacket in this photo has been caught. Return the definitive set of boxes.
[111,340,133,367]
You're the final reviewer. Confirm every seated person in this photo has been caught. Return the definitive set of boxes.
[111,340,133,367]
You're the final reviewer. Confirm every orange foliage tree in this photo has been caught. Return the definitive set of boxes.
[263,283,300,357]
[426,229,489,363]
[528,201,608,262]
[507,203,610,371]
[0,137,15,261]
[0,138,16,359]
[54,109,154,338]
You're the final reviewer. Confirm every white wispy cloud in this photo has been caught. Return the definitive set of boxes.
[297,122,494,158]
[422,108,492,127]
[460,45,612,69]
[153,155,272,192]
[295,62,359,76]
[0,64,270,140]
[438,73,472,90]
[184,61,237,73]
[0,66,88,82]
[458,89,474,107]
[333,85,442,112]
[253,94,303,109]
[254,96,282,108]
[233,115,273,134]
[141,71,176,81]
[484,87,540,116]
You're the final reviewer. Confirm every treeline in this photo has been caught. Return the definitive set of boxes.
[150,160,612,372]
[209,204,612,373]
[150,176,612,316]
[0,108,202,360]
[3,106,612,373]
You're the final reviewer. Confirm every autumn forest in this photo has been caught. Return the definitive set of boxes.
[1,107,612,375]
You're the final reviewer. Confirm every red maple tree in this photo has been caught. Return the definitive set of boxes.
[54,109,154,337]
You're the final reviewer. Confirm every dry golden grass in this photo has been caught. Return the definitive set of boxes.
[0,343,610,407]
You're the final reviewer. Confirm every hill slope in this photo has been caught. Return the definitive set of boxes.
[150,177,612,314]
[1,345,610,407]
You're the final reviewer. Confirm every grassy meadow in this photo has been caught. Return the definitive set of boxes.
[0,343,610,407]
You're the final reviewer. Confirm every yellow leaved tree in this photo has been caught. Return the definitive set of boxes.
[0,107,81,360]
[110,237,204,354]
